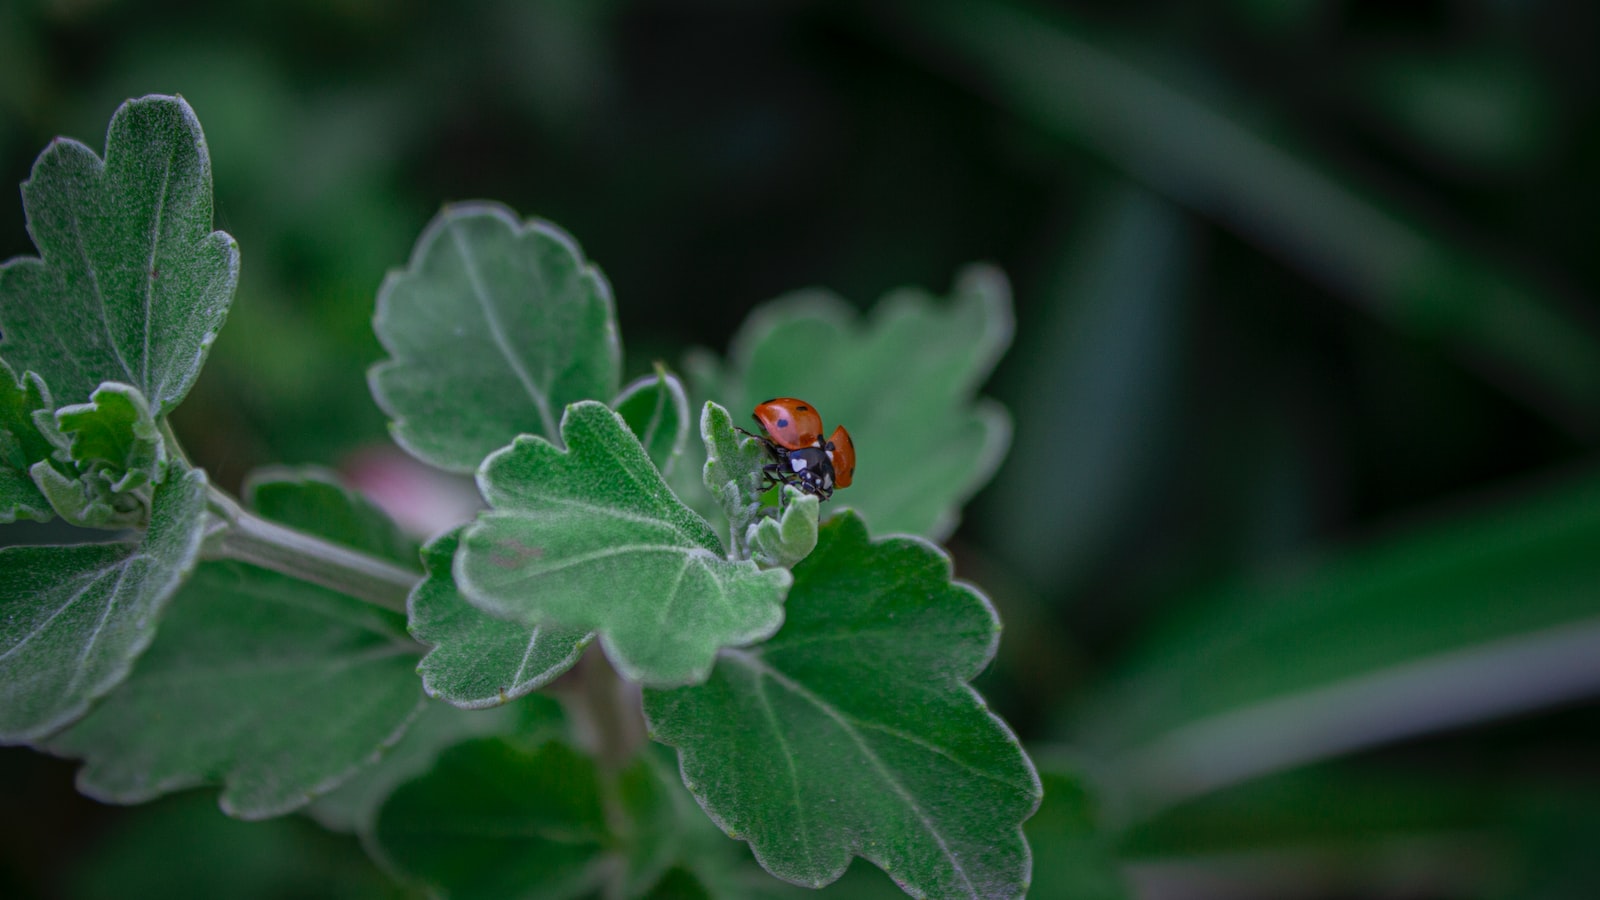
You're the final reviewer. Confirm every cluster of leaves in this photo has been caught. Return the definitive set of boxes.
[0,96,1055,898]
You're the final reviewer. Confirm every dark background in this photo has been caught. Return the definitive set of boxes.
[3,0,1598,897]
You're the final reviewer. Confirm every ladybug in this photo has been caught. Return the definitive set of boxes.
[742,398,855,502]
[752,398,825,452]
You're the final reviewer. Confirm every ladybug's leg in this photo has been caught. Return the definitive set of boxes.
[759,461,783,488]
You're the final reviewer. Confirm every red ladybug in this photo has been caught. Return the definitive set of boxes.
[752,398,824,451]
[743,397,855,501]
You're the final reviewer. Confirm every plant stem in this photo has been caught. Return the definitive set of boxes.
[204,487,419,613]
[158,419,192,469]
[577,650,643,771]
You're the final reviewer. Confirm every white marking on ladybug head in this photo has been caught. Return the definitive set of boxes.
[790,457,808,471]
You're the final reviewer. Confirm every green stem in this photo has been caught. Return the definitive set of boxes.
[577,650,643,772]
[204,486,419,613]
[158,419,192,469]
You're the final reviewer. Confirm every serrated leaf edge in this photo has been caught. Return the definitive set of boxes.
[8,466,209,744]
[0,95,239,419]
[368,201,621,472]
[649,516,1041,897]
[613,368,690,479]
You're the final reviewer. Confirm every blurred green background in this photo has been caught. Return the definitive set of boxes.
[3,0,1598,897]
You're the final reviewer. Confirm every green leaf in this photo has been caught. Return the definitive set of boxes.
[614,369,690,479]
[243,465,418,565]
[0,358,56,522]
[310,693,568,839]
[638,868,716,900]
[615,744,750,899]
[51,383,163,484]
[30,382,166,529]
[748,488,818,570]
[0,466,208,742]
[1024,769,1131,900]
[715,265,1012,540]
[0,95,238,418]
[370,202,620,472]
[643,513,1041,898]
[700,401,778,559]
[411,528,591,708]
[410,375,697,708]
[374,736,611,900]
[46,478,427,818]
[459,400,791,686]
[70,792,406,900]
[1083,468,1600,809]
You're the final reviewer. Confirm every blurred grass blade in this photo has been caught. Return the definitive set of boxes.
[1121,759,1543,860]
[1080,468,1600,812]
[1121,617,1600,807]
[900,0,1600,436]
[985,187,1189,591]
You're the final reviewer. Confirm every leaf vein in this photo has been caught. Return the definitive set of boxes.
[0,556,131,665]
[511,489,700,548]
[509,624,545,686]
[654,554,696,630]
[141,145,175,392]
[59,554,141,698]
[747,663,817,869]
[498,542,714,582]
[73,207,136,383]
[725,649,980,897]
[447,219,558,440]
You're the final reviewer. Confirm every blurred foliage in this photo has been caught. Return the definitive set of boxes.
[4,0,1600,897]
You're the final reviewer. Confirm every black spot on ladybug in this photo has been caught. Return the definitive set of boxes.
[798,405,809,411]
[777,418,789,427]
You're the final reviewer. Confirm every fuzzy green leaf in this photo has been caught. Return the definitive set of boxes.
[748,487,818,570]
[0,466,207,742]
[375,740,738,900]
[30,382,166,529]
[70,793,404,900]
[619,751,702,898]
[643,513,1041,898]
[700,400,771,536]
[46,477,426,818]
[1024,770,1131,900]
[51,382,165,486]
[638,869,717,899]
[408,377,692,709]
[411,528,591,708]
[710,266,1012,540]
[617,745,753,899]
[370,202,620,472]
[309,693,568,840]
[614,369,690,478]
[374,736,611,900]
[0,95,237,418]
[243,466,419,565]
[459,401,791,686]
[700,400,769,535]
[0,358,56,522]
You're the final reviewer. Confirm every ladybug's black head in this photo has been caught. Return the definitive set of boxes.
[784,446,835,500]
